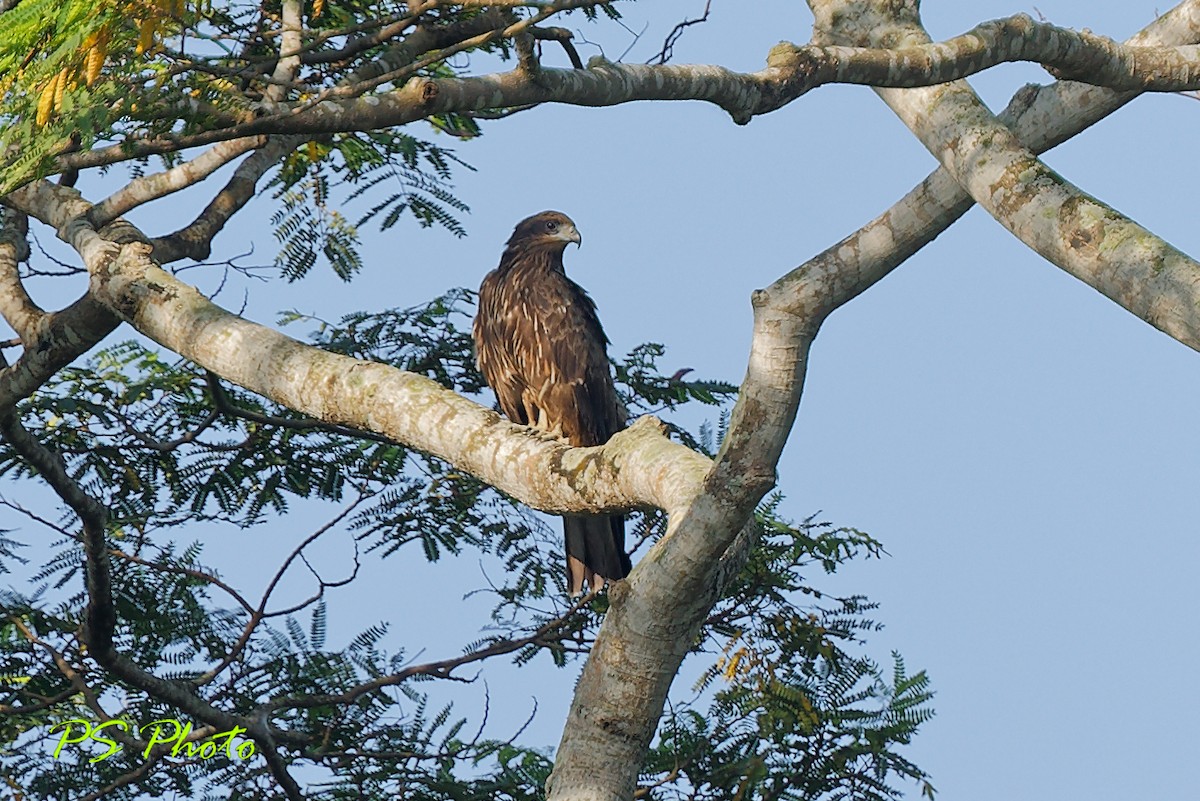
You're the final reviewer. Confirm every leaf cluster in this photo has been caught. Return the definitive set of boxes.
[637,501,936,800]
[271,131,473,282]
[0,0,210,192]
[0,290,933,799]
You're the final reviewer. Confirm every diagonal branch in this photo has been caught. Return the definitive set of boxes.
[150,136,303,264]
[0,287,120,411]
[547,3,1200,798]
[89,137,266,229]
[812,0,1200,354]
[5,180,708,522]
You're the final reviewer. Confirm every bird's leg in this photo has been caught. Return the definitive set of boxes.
[567,554,610,596]
[527,408,570,443]
[567,553,589,596]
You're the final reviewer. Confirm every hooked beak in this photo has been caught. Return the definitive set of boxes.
[557,224,582,248]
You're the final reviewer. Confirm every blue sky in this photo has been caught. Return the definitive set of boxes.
[7,2,1200,798]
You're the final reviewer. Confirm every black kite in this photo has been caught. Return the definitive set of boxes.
[473,211,632,594]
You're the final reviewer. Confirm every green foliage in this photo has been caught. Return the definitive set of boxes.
[0,0,231,192]
[642,505,936,800]
[0,288,932,800]
[270,133,472,281]
[0,2,934,798]
[0,0,126,192]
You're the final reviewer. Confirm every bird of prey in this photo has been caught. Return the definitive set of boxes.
[473,211,632,594]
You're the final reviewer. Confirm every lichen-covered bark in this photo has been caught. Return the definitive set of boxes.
[810,0,1200,354]
[5,181,708,522]
[56,13,1200,171]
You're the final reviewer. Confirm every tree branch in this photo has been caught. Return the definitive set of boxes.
[271,0,305,100]
[89,138,265,229]
[206,371,398,444]
[0,287,120,411]
[0,209,43,342]
[8,180,706,522]
[150,136,302,264]
[268,589,600,714]
[813,0,1200,355]
[51,12,1200,172]
[546,2,1200,798]
[0,408,311,758]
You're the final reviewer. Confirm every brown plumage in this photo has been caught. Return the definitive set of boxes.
[473,211,631,594]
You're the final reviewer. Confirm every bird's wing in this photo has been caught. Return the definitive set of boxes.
[527,271,625,447]
[474,268,529,425]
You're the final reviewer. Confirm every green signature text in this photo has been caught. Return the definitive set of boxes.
[48,718,256,764]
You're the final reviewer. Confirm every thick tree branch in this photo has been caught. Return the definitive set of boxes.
[9,180,707,522]
[0,287,120,411]
[269,0,305,103]
[0,411,115,656]
[813,0,1200,355]
[150,136,302,264]
[547,3,1200,799]
[206,371,397,444]
[720,0,1200,498]
[0,191,124,408]
[89,138,265,229]
[0,210,43,342]
[52,13,1200,172]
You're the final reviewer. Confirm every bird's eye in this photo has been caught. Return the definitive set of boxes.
[545,220,558,231]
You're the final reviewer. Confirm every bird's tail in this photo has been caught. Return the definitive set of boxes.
[563,515,631,595]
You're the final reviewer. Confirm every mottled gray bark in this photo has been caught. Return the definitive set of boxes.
[811,0,1200,354]
[547,3,1200,798]
[5,181,709,521]
[57,11,1200,172]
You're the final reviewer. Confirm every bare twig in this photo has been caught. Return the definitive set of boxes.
[268,589,601,712]
[193,498,365,687]
[531,25,584,68]
[119,406,222,453]
[646,0,711,65]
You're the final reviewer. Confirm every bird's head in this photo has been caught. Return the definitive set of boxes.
[506,210,582,252]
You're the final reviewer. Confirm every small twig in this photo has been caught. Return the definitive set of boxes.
[193,497,365,686]
[120,406,222,453]
[615,18,649,63]
[109,545,256,615]
[77,756,168,801]
[466,104,539,120]
[646,0,711,65]
[268,589,601,712]
[530,25,584,68]
[25,230,86,276]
